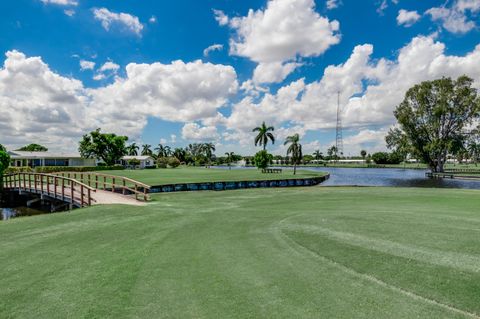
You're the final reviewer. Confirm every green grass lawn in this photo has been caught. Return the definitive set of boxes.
[1,187,480,318]
[106,166,325,186]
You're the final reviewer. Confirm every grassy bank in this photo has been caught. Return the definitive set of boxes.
[105,166,325,185]
[1,187,480,318]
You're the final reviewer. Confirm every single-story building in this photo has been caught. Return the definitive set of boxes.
[121,156,155,169]
[8,151,96,167]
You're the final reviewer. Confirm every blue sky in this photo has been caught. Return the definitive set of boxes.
[1,0,480,156]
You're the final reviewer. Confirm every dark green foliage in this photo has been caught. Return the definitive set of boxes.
[388,76,480,172]
[371,152,402,165]
[284,133,302,174]
[79,128,128,166]
[16,144,48,152]
[168,157,181,168]
[156,157,168,168]
[0,146,10,192]
[253,150,273,170]
[253,122,275,150]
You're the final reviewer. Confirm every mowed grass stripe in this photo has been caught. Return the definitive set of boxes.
[280,223,480,272]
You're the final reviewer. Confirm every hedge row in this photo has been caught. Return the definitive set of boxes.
[5,165,124,174]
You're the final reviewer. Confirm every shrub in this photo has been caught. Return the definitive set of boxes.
[157,157,168,168]
[5,166,33,174]
[168,157,181,168]
[371,152,402,165]
[253,150,273,170]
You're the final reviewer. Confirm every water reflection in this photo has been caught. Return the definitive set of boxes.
[1,206,48,220]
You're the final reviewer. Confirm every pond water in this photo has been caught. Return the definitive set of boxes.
[217,166,480,189]
[0,206,47,220]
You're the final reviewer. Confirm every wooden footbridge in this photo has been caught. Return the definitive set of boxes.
[2,172,151,208]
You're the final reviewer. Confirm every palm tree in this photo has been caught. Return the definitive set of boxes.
[313,150,323,161]
[225,152,234,170]
[253,122,275,150]
[141,144,152,156]
[155,144,165,157]
[284,134,302,175]
[164,145,172,157]
[126,143,139,156]
[173,148,187,163]
[203,143,216,167]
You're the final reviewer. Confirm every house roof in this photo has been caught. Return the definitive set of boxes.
[122,156,154,161]
[8,151,84,159]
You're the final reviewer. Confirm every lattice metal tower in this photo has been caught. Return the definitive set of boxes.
[335,91,344,158]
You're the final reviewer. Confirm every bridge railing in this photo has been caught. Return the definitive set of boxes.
[52,172,151,201]
[2,172,96,207]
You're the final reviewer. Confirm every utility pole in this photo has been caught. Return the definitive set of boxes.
[335,91,344,161]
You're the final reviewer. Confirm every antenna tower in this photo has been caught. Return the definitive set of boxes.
[335,91,344,158]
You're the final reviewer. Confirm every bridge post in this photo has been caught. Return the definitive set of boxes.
[95,175,98,189]
[28,173,32,190]
[70,183,74,204]
[135,184,138,200]
[122,180,126,195]
[112,178,115,192]
[62,178,65,201]
[81,185,84,207]
[88,188,91,206]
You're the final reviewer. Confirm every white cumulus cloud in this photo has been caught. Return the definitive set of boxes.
[203,44,224,57]
[397,9,421,27]
[182,123,219,141]
[93,8,144,36]
[79,60,95,71]
[41,0,78,6]
[218,0,340,83]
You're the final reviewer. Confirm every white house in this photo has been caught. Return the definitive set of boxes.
[8,151,96,167]
[121,156,155,169]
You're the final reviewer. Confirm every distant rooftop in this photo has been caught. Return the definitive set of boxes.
[8,151,84,159]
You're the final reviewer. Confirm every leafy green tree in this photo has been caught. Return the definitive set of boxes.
[467,140,480,166]
[253,150,273,170]
[79,128,128,166]
[128,158,141,169]
[16,144,48,152]
[387,76,480,172]
[126,143,139,156]
[284,134,302,175]
[253,122,275,150]
[141,144,152,156]
[168,157,181,168]
[0,144,10,193]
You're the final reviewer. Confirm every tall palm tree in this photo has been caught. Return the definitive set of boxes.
[173,148,187,163]
[141,144,152,156]
[126,143,139,156]
[155,144,165,157]
[284,134,302,175]
[225,152,234,170]
[203,143,216,167]
[253,122,275,150]
[313,150,323,161]
[164,145,172,157]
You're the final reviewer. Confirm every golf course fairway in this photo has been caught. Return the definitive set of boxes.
[1,187,479,318]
